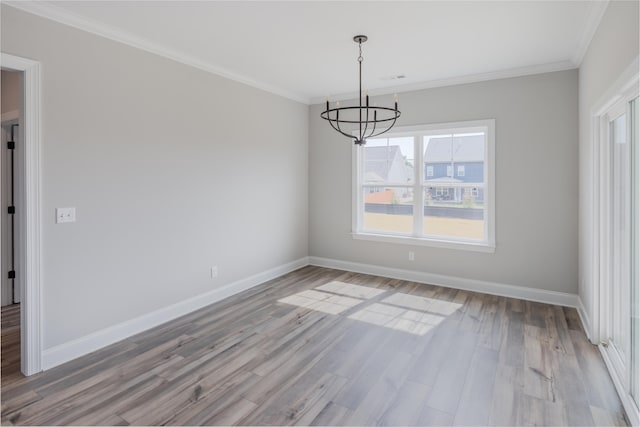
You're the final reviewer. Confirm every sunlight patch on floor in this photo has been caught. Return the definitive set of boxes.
[278,290,363,315]
[315,281,386,299]
[382,292,461,316]
[277,283,462,335]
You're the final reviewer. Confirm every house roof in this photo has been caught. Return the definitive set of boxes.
[425,135,484,163]
[364,146,401,182]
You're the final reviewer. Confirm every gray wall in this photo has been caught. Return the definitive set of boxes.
[1,70,20,114]
[1,6,309,348]
[578,1,639,325]
[310,70,578,293]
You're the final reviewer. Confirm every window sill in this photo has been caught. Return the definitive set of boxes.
[351,232,496,253]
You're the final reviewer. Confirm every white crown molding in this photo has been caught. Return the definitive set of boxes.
[572,0,610,66]
[7,2,587,107]
[4,2,309,105]
[42,256,309,370]
[309,256,579,308]
[311,60,577,104]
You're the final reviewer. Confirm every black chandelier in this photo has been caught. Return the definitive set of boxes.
[321,35,401,145]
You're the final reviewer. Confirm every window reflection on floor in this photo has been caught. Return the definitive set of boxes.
[315,281,386,299]
[277,281,462,336]
[277,288,363,315]
[382,292,461,316]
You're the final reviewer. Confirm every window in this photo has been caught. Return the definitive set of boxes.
[353,120,495,252]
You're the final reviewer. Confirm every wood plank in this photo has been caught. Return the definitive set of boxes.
[376,380,430,426]
[418,406,455,427]
[453,346,499,426]
[425,329,478,414]
[569,329,625,415]
[159,371,262,425]
[344,351,415,426]
[487,365,524,426]
[516,393,568,426]
[523,324,556,402]
[0,267,628,427]
[590,404,627,427]
[309,401,353,426]
[250,373,347,426]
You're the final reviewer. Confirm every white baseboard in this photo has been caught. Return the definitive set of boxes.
[42,255,581,371]
[42,257,309,370]
[598,345,640,427]
[309,256,579,308]
[577,296,593,342]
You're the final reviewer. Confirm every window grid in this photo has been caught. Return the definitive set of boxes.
[353,120,495,251]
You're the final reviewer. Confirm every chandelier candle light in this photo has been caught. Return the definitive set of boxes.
[321,35,401,145]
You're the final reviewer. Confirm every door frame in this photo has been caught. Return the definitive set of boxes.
[600,93,633,388]
[1,52,43,376]
[590,56,640,426]
[590,57,639,342]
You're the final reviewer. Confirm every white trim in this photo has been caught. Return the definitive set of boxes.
[599,345,640,427]
[592,57,640,118]
[308,256,578,308]
[587,58,640,425]
[587,56,640,344]
[0,53,43,376]
[352,119,495,251]
[41,257,309,370]
[572,0,610,66]
[1,110,19,122]
[3,2,307,105]
[312,61,576,104]
[577,296,593,342]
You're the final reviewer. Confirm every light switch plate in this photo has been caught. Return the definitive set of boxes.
[56,207,76,224]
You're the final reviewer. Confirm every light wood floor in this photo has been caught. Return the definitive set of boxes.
[1,304,21,385]
[0,266,628,426]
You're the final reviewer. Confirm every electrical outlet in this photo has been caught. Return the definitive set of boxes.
[211,266,218,279]
[408,251,415,261]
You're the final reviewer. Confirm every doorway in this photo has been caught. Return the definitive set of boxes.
[1,69,23,380]
[2,117,20,307]
[1,52,43,377]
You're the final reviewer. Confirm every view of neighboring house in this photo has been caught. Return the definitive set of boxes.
[363,145,413,203]
[424,134,484,204]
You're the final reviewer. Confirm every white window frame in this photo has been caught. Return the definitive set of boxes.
[426,165,434,177]
[458,165,465,177]
[352,119,495,253]
[446,165,453,177]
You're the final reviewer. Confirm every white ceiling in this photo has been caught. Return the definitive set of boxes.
[9,1,608,104]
